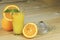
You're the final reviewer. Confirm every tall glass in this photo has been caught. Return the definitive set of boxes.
[13,13,24,35]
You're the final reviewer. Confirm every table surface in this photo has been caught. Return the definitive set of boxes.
[0,17,60,40]
[0,1,60,40]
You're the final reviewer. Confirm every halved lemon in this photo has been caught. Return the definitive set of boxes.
[23,23,38,38]
[3,5,20,21]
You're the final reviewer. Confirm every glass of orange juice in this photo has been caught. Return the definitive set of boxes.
[13,12,24,35]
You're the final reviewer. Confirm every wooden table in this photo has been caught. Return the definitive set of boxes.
[0,17,60,40]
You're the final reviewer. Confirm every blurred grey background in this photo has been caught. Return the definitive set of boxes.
[0,0,60,28]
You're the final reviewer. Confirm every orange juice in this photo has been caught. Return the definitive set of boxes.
[13,13,24,34]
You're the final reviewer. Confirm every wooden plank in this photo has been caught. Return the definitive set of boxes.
[0,17,60,40]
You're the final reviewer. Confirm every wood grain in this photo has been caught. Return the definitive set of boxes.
[0,17,60,40]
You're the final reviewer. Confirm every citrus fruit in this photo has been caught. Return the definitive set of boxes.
[3,5,20,21]
[1,18,13,31]
[23,23,38,38]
